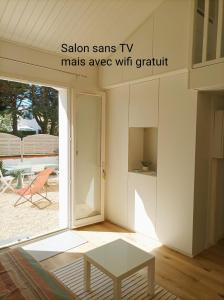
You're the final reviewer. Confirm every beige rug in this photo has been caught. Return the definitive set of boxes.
[53,257,182,300]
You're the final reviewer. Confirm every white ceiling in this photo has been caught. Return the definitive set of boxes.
[0,0,164,57]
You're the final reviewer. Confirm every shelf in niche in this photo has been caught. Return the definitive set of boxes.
[128,127,158,174]
[129,170,157,177]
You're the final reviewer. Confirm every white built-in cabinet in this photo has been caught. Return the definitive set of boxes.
[106,72,206,256]
[99,0,191,88]
[129,80,159,127]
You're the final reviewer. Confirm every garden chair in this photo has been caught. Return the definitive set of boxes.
[14,168,54,209]
[0,169,15,194]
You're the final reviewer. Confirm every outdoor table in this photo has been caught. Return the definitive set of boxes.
[4,163,58,188]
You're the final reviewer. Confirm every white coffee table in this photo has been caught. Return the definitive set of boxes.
[84,239,155,299]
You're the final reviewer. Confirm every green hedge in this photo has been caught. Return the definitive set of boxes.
[0,130,36,138]
[17,130,36,138]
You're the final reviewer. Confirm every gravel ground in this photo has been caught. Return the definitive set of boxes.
[0,184,59,245]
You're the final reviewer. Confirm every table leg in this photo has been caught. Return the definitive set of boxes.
[113,278,121,300]
[84,257,91,291]
[148,259,155,296]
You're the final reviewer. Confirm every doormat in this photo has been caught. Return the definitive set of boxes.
[22,231,87,261]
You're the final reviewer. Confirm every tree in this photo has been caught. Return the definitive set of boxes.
[0,79,59,136]
[0,80,30,134]
[29,85,58,135]
[0,114,12,132]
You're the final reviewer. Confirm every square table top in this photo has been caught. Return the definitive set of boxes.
[84,239,154,278]
[4,163,58,173]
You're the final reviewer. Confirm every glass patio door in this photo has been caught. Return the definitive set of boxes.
[73,93,105,227]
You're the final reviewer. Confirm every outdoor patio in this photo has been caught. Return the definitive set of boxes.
[0,178,59,246]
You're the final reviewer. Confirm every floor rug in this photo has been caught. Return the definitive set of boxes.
[53,257,182,300]
[22,231,87,261]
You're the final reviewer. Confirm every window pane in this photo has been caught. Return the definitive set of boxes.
[221,2,224,57]
[207,0,219,61]
[193,0,205,64]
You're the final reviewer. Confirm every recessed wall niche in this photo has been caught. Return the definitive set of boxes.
[128,127,158,175]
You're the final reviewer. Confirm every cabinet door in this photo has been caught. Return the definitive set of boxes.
[127,172,157,239]
[123,17,153,81]
[157,73,197,255]
[99,47,123,88]
[153,0,190,74]
[106,86,129,227]
[129,79,159,127]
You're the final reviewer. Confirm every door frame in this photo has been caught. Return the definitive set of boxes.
[70,90,106,228]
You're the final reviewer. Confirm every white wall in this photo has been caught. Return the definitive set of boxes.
[193,93,224,254]
[193,93,212,255]
[144,128,158,171]
[209,95,224,244]
[214,160,224,241]
[0,40,98,89]
[190,62,224,90]
[128,128,144,171]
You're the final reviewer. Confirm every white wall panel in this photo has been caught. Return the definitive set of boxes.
[105,86,129,227]
[157,72,198,255]
[129,79,159,127]
[153,0,191,74]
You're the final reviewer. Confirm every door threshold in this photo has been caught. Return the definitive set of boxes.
[0,227,69,250]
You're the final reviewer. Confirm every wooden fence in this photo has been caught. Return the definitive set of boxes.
[23,134,59,155]
[0,133,59,157]
[0,133,21,156]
